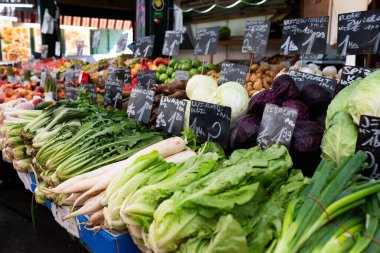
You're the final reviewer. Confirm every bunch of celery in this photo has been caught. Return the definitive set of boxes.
[271,152,380,253]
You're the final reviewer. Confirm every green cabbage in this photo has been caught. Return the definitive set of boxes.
[321,112,358,165]
[209,81,249,124]
[348,70,380,125]
[326,78,362,128]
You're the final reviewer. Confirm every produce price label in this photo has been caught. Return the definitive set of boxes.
[123,68,132,84]
[356,115,380,179]
[41,45,48,59]
[104,73,123,109]
[81,83,97,102]
[338,10,380,55]
[257,103,298,149]
[194,26,219,55]
[92,30,101,48]
[162,31,181,56]
[281,16,329,55]
[242,20,271,56]
[116,33,129,53]
[127,88,155,124]
[339,65,373,90]
[76,40,84,56]
[156,96,187,136]
[174,70,190,81]
[51,203,79,238]
[137,70,156,89]
[219,62,249,85]
[189,100,231,148]
[134,35,155,57]
[65,86,79,100]
[289,70,337,96]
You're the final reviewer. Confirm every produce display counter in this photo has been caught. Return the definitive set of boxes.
[17,171,139,253]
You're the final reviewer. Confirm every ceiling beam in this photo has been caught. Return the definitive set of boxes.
[56,0,135,11]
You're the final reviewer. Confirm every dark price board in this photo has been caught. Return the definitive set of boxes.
[338,10,380,55]
[137,70,156,89]
[256,103,298,149]
[189,100,231,148]
[219,62,249,85]
[162,31,181,56]
[174,70,190,81]
[127,88,155,124]
[339,65,373,90]
[194,26,219,56]
[156,96,187,136]
[281,16,329,55]
[113,67,131,84]
[134,35,155,58]
[116,33,129,53]
[104,72,123,109]
[65,86,79,100]
[81,83,97,102]
[356,115,380,179]
[242,20,271,56]
[289,70,337,96]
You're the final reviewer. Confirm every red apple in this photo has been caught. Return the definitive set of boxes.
[35,87,45,93]
[140,65,149,71]
[149,65,158,71]
[153,57,164,66]
[163,57,169,66]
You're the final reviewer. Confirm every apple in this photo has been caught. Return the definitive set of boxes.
[153,57,164,66]
[131,69,138,78]
[163,57,170,66]
[133,63,142,71]
[149,65,158,71]
[140,65,149,71]
[18,88,27,97]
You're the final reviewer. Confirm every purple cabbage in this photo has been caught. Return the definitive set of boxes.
[290,120,324,176]
[230,114,261,150]
[312,113,326,128]
[300,84,332,116]
[248,89,281,117]
[282,100,310,120]
[272,74,300,100]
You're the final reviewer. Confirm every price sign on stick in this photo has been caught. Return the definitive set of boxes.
[104,71,123,109]
[92,30,101,48]
[127,88,155,124]
[281,16,329,55]
[41,45,48,59]
[156,96,187,136]
[134,35,155,57]
[65,86,79,100]
[257,104,298,149]
[194,26,219,55]
[162,31,181,56]
[242,20,271,56]
[219,62,249,85]
[137,70,156,89]
[189,100,231,148]
[81,83,97,102]
[117,33,129,53]
[289,70,337,96]
[339,66,373,91]
[76,40,84,56]
[356,115,380,180]
[174,71,190,81]
[338,10,380,56]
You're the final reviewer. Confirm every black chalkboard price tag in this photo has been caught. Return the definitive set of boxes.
[281,16,329,55]
[289,70,337,96]
[104,77,123,109]
[134,35,155,58]
[156,96,187,136]
[189,100,231,148]
[339,65,372,90]
[162,31,181,56]
[219,62,249,85]
[137,70,156,89]
[81,83,97,102]
[124,68,132,84]
[256,103,298,149]
[127,88,155,124]
[194,26,219,55]
[356,115,380,179]
[338,10,380,55]
[242,20,271,56]
[174,71,190,81]
[65,86,79,100]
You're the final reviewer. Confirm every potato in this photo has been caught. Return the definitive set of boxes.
[248,90,256,97]
[253,80,263,90]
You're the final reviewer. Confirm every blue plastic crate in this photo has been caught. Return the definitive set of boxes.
[77,215,139,253]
